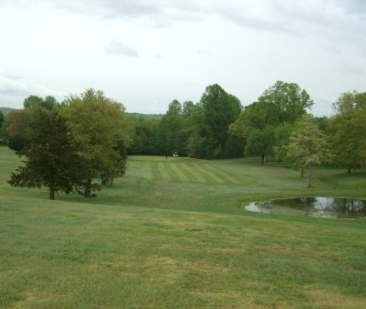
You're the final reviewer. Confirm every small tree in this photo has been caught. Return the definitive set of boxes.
[285,114,329,187]
[8,111,85,200]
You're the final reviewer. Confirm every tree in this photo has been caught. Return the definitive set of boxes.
[244,127,275,164]
[229,81,313,159]
[159,100,185,156]
[285,114,329,187]
[8,111,85,200]
[0,111,5,144]
[128,117,161,155]
[0,111,4,129]
[166,99,182,116]
[3,109,30,151]
[229,103,266,141]
[273,122,295,161]
[59,88,131,197]
[190,84,242,159]
[23,95,58,110]
[257,80,314,126]
[329,111,366,172]
[328,91,366,172]
[182,101,195,119]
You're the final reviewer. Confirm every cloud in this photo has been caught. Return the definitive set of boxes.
[0,69,27,96]
[338,66,365,76]
[0,68,63,107]
[105,41,138,57]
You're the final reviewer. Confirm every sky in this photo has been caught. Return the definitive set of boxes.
[1,0,365,116]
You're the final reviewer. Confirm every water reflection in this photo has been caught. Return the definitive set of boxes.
[246,197,366,218]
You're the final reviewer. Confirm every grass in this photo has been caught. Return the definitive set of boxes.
[1,148,366,308]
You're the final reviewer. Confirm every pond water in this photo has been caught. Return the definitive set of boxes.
[246,197,366,218]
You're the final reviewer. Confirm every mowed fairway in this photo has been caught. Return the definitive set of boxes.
[1,149,366,309]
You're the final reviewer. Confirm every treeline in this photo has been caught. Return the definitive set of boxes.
[1,81,366,198]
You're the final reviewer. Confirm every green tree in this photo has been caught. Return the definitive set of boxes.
[328,91,366,172]
[0,111,5,144]
[191,84,242,159]
[8,111,85,200]
[257,80,314,126]
[23,95,58,110]
[128,117,161,155]
[273,122,295,161]
[244,127,275,164]
[0,111,4,129]
[182,101,195,119]
[166,99,182,116]
[60,89,131,197]
[229,81,313,158]
[3,109,31,151]
[229,103,266,141]
[285,114,329,187]
[159,100,186,156]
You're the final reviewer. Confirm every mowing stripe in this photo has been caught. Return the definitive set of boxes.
[187,163,224,184]
[127,161,152,180]
[203,164,247,185]
[150,162,163,181]
[175,162,201,183]
[163,162,181,182]
[140,162,154,180]
[179,162,207,183]
[157,162,172,181]
[169,162,190,182]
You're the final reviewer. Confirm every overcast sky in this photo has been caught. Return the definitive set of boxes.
[1,0,365,116]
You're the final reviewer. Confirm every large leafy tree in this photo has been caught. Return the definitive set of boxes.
[8,111,85,200]
[285,114,329,187]
[257,80,314,126]
[190,84,242,159]
[328,91,366,172]
[60,88,131,197]
[229,81,313,152]
[159,100,185,156]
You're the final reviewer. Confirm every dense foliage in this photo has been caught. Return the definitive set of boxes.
[3,82,366,196]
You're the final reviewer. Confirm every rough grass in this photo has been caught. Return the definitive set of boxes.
[1,149,366,308]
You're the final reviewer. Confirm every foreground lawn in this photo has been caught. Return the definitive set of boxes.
[1,149,366,308]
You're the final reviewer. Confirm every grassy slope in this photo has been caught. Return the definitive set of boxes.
[1,148,366,309]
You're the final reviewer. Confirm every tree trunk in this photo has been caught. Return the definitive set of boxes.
[84,178,92,198]
[301,167,304,177]
[49,188,55,200]
[348,167,351,173]
[307,163,312,187]
[261,154,264,165]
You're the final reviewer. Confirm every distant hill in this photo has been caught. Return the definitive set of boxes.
[0,107,15,116]
[126,112,163,119]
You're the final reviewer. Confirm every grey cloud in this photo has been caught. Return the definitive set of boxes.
[0,69,27,96]
[105,41,138,57]
[338,66,365,76]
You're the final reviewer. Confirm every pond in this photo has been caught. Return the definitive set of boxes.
[246,197,366,218]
